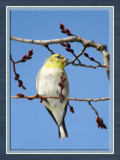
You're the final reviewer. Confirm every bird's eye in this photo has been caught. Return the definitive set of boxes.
[57,56,60,59]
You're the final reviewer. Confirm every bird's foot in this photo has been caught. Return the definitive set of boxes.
[59,93,65,103]
[35,94,48,103]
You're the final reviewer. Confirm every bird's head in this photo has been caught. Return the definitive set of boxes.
[45,54,69,69]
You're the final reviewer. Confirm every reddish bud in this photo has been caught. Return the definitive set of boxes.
[97,123,101,128]
[21,59,26,62]
[98,118,103,124]
[102,124,107,129]
[60,43,67,47]
[66,43,71,49]
[66,48,71,52]
[60,42,70,48]
[28,98,34,100]
[90,57,95,61]
[96,116,99,123]
[60,23,65,30]
[70,106,74,113]
[67,33,72,36]
[17,93,24,98]
[16,73,20,78]
[96,116,107,129]
[84,53,89,58]
[69,49,74,53]
[26,56,32,60]
[14,76,18,80]
[22,55,27,60]
[22,86,26,90]
[61,84,65,90]
[101,125,104,129]
[18,80,23,87]
[14,73,20,80]
[61,30,67,33]
[18,83,22,87]
[28,49,33,56]
[35,94,40,98]
[58,82,62,87]
[66,28,71,34]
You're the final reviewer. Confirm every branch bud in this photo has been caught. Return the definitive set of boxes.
[26,56,32,60]
[58,82,62,87]
[14,73,20,80]
[22,86,26,90]
[22,55,27,60]
[28,49,33,56]
[18,80,23,87]
[60,23,65,30]
[21,59,26,62]
[97,123,101,128]
[84,53,89,58]
[70,106,74,113]
[90,57,95,61]
[17,93,24,98]
[66,28,71,34]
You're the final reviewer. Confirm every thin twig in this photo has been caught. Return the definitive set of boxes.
[10,54,26,89]
[88,101,99,117]
[45,45,55,55]
[88,101,107,129]
[10,49,33,90]
[66,46,86,66]
[72,63,110,69]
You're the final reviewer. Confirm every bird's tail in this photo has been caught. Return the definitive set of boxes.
[59,121,68,139]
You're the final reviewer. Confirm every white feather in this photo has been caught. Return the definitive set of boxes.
[36,66,69,125]
[59,125,66,139]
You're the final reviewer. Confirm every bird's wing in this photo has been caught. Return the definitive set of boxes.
[45,103,68,126]
[62,103,68,124]
[45,106,58,125]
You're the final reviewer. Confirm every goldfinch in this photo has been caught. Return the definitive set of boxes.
[36,54,69,139]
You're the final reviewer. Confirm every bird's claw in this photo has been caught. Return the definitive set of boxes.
[59,93,65,103]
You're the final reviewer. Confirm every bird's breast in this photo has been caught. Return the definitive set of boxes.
[36,67,69,97]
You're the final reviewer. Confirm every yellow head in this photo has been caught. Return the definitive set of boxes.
[45,54,68,69]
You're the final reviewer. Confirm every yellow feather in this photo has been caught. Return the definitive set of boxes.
[45,61,65,69]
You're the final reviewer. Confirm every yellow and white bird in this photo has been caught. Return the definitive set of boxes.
[36,54,69,139]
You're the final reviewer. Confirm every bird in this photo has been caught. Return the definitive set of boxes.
[36,53,69,139]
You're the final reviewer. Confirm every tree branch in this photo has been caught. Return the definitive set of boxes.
[11,94,110,102]
[10,36,107,52]
[10,36,110,80]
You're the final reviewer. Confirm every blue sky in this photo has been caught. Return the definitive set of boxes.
[10,8,110,151]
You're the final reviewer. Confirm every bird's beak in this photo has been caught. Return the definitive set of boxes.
[62,58,69,63]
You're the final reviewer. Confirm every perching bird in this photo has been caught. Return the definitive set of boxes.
[36,54,69,139]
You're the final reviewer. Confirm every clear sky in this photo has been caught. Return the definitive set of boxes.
[10,8,110,151]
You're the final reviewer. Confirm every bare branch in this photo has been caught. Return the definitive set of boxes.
[11,94,110,102]
[10,36,107,52]
[10,36,110,80]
